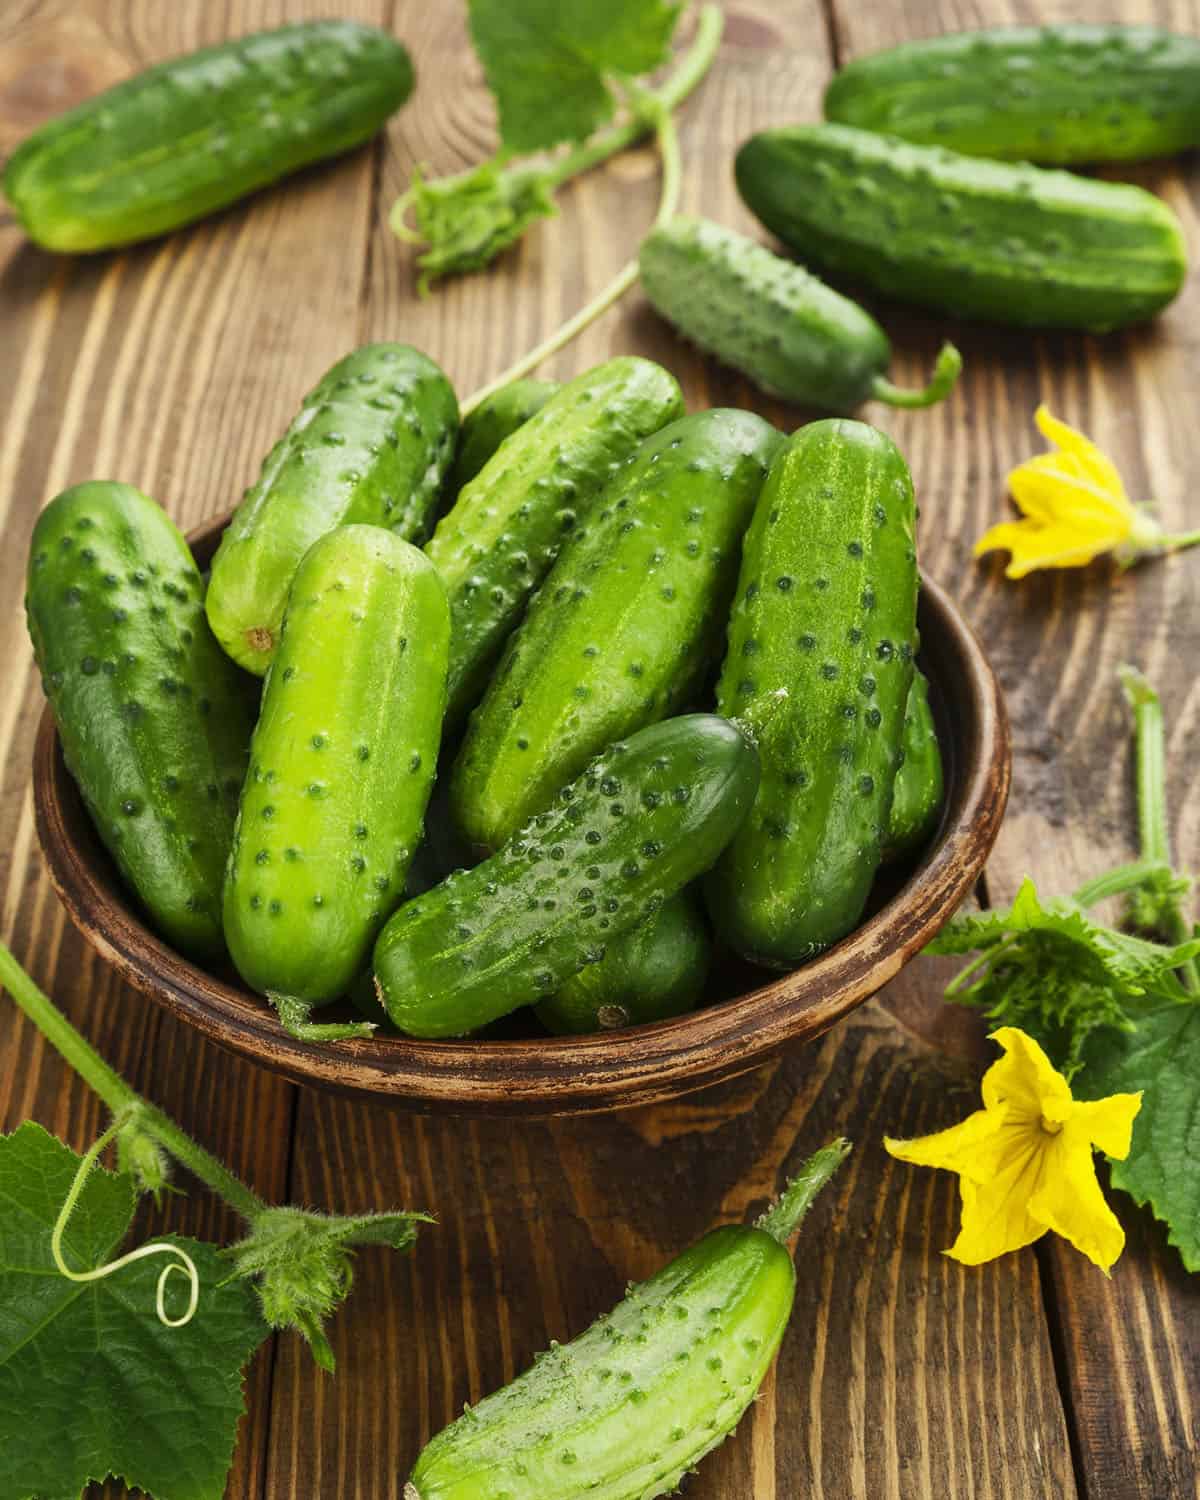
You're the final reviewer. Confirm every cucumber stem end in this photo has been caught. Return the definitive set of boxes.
[756,1138,852,1246]
[871,342,963,410]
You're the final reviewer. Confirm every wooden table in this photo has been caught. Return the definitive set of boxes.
[2,2,1197,1495]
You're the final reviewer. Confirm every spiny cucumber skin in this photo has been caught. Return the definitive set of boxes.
[706,420,917,968]
[640,216,891,412]
[206,344,457,675]
[223,526,449,1004]
[374,715,759,1039]
[450,379,559,491]
[407,1226,793,1500]
[735,124,1187,332]
[425,357,685,728]
[450,409,782,851]
[26,482,254,959]
[3,21,413,252]
[884,669,944,862]
[824,25,1200,166]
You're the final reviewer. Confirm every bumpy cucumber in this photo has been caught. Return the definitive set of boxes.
[425,358,684,727]
[884,670,944,862]
[3,22,413,253]
[223,525,449,1004]
[736,124,1187,332]
[375,715,758,1038]
[451,409,781,851]
[206,344,456,675]
[706,420,917,967]
[405,1140,849,1500]
[639,217,961,412]
[450,379,559,491]
[26,482,254,958]
[824,25,1200,166]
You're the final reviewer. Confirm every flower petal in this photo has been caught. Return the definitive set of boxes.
[1070,1091,1143,1160]
[974,519,1122,579]
[982,1027,1073,1120]
[1028,1129,1127,1274]
[1008,459,1136,533]
[884,1105,1009,1181]
[1033,404,1128,501]
[946,1134,1048,1264]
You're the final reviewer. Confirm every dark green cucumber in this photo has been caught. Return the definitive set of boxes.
[639,216,961,412]
[450,409,781,851]
[536,891,710,1034]
[206,344,457,675]
[26,482,254,958]
[884,670,944,862]
[405,1140,850,1500]
[223,525,449,1004]
[374,714,758,1038]
[824,25,1200,166]
[425,357,684,727]
[3,21,413,253]
[450,379,559,490]
[706,420,917,967]
[735,123,1187,332]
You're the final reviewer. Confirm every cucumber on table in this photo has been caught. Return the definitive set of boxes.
[26,482,254,959]
[450,379,559,491]
[884,669,944,862]
[3,21,414,253]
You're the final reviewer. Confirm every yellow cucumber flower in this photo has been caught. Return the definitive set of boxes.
[884,1027,1141,1273]
[976,405,1200,578]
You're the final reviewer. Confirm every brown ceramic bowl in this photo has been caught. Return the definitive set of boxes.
[33,512,1010,1117]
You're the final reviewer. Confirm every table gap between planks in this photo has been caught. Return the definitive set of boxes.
[0,0,1196,1496]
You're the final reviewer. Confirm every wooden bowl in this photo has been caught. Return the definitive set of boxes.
[33,513,1010,1116]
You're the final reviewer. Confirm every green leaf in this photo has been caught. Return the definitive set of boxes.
[0,1122,268,1500]
[468,0,681,153]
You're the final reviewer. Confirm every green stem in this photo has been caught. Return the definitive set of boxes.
[268,991,375,1043]
[756,1139,851,1246]
[941,937,1020,998]
[870,342,963,410]
[1158,528,1200,551]
[1072,860,1169,909]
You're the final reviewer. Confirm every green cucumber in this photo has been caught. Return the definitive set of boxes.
[223,525,449,1008]
[3,21,413,253]
[374,714,758,1039]
[425,357,684,727]
[450,409,781,851]
[26,482,254,958]
[450,379,559,490]
[706,419,917,967]
[206,343,457,675]
[735,123,1187,332]
[884,670,944,862]
[405,1139,850,1500]
[639,216,961,412]
[824,25,1200,166]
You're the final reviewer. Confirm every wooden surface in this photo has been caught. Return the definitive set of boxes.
[0,2,1196,1497]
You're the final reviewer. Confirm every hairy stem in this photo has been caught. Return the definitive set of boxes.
[757,1139,852,1246]
[1072,860,1170,909]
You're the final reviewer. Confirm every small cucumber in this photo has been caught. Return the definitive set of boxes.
[223,525,449,1006]
[824,25,1200,166]
[705,420,917,967]
[206,343,457,675]
[425,357,684,727]
[884,669,944,862]
[374,714,758,1039]
[26,482,254,958]
[450,379,559,490]
[639,216,961,412]
[736,123,1187,332]
[405,1140,850,1500]
[3,21,413,253]
[450,409,782,851]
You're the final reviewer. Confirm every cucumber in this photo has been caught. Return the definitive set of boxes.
[25,482,254,958]
[639,216,961,412]
[405,1140,849,1500]
[223,525,449,1007]
[3,21,413,253]
[206,343,457,675]
[824,25,1200,166]
[884,670,944,862]
[705,420,917,967]
[735,123,1188,332]
[374,714,758,1039]
[425,357,684,727]
[536,891,710,1034]
[450,379,559,490]
[450,409,782,851]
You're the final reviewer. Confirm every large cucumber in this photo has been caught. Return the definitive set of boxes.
[374,715,758,1039]
[706,420,917,967]
[3,21,413,253]
[223,525,449,1005]
[824,25,1200,166]
[450,379,559,491]
[884,669,944,862]
[735,123,1187,332]
[450,409,781,851]
[26,482,254,958]
[425,358,684,727]
[206,343,457,675]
